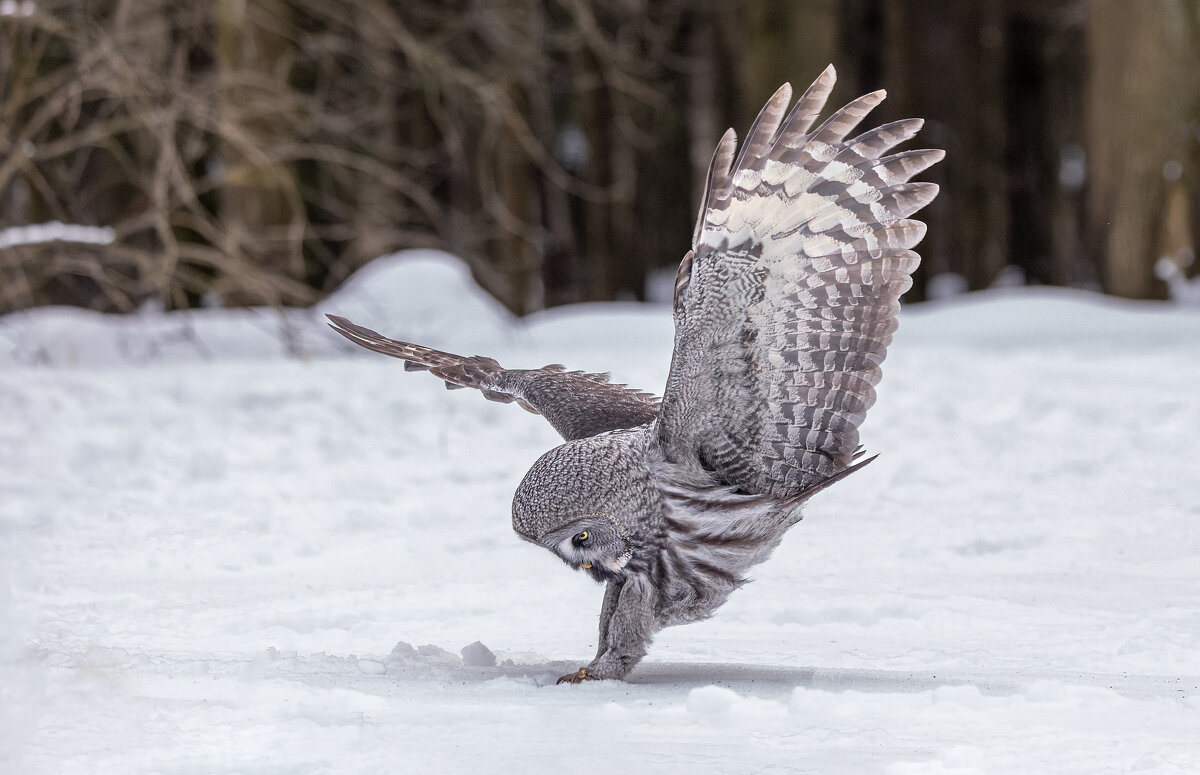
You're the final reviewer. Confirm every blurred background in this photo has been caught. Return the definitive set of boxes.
[1,0,1198,317]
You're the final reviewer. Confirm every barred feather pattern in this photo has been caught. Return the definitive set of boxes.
[642,457,799,626]
[327,315,660,441]
[659,65,942,497]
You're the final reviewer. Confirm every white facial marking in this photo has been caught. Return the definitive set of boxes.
[601,550,632,574]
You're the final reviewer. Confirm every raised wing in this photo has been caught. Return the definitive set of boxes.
[327,315,660,441]
[658,65,942,498]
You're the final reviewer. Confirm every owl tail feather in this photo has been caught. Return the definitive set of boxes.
[794,453,879,502]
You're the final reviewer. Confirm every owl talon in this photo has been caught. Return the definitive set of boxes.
[556,668,598,684]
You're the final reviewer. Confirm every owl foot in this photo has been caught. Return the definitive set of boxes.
[556,667,599,684]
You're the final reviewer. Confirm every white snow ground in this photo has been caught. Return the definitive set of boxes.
[1,250,1198,774]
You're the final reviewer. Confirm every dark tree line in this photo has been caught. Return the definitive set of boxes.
[1,0,1197,317]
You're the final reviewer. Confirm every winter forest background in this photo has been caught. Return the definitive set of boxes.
[2,0,1199,317]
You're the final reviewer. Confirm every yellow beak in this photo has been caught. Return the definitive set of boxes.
[581,563,592,569]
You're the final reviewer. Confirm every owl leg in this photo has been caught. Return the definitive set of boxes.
[558,575,656,683]
[594,579,623,657]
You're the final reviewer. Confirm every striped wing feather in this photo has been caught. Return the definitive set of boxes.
[658,65,942,497]
[327,315,660,441]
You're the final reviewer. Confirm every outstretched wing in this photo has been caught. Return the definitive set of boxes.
[657,65,942,498]
[327,315,660,441]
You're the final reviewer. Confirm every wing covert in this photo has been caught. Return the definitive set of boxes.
[327,315,660,441]
[658,65,942,497]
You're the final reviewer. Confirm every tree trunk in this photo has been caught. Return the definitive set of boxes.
[1086,0,1200,299]
[214,0,305,307]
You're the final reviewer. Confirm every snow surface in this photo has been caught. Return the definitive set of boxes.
[2,249,1199,774]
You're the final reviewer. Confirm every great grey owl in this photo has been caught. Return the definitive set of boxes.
[328,66,941,683]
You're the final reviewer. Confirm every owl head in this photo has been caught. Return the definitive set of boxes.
[533,513,632,582]
[512,432,650,582]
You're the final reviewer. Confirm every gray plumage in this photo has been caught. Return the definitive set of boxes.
[328,65,942,683]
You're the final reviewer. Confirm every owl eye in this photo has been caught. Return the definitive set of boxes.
[573,531,589,545]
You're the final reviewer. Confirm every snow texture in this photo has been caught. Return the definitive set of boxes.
[1156,255,1200,305]
[2,249,1198,774]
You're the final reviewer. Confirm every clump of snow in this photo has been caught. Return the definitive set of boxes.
[2,250,1199,772]
[321,251,515,355]
[388,641,419,661]
[924,271,968,300]
[0,0,35,18]
[685,685,740,715]
[989,264,1026,289]
[415,644,460,665]
[0,249,513,367]
[644,265,679,304]
[1156,252,1200,305]
[0,221,113,248]
[461,641,497,668]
